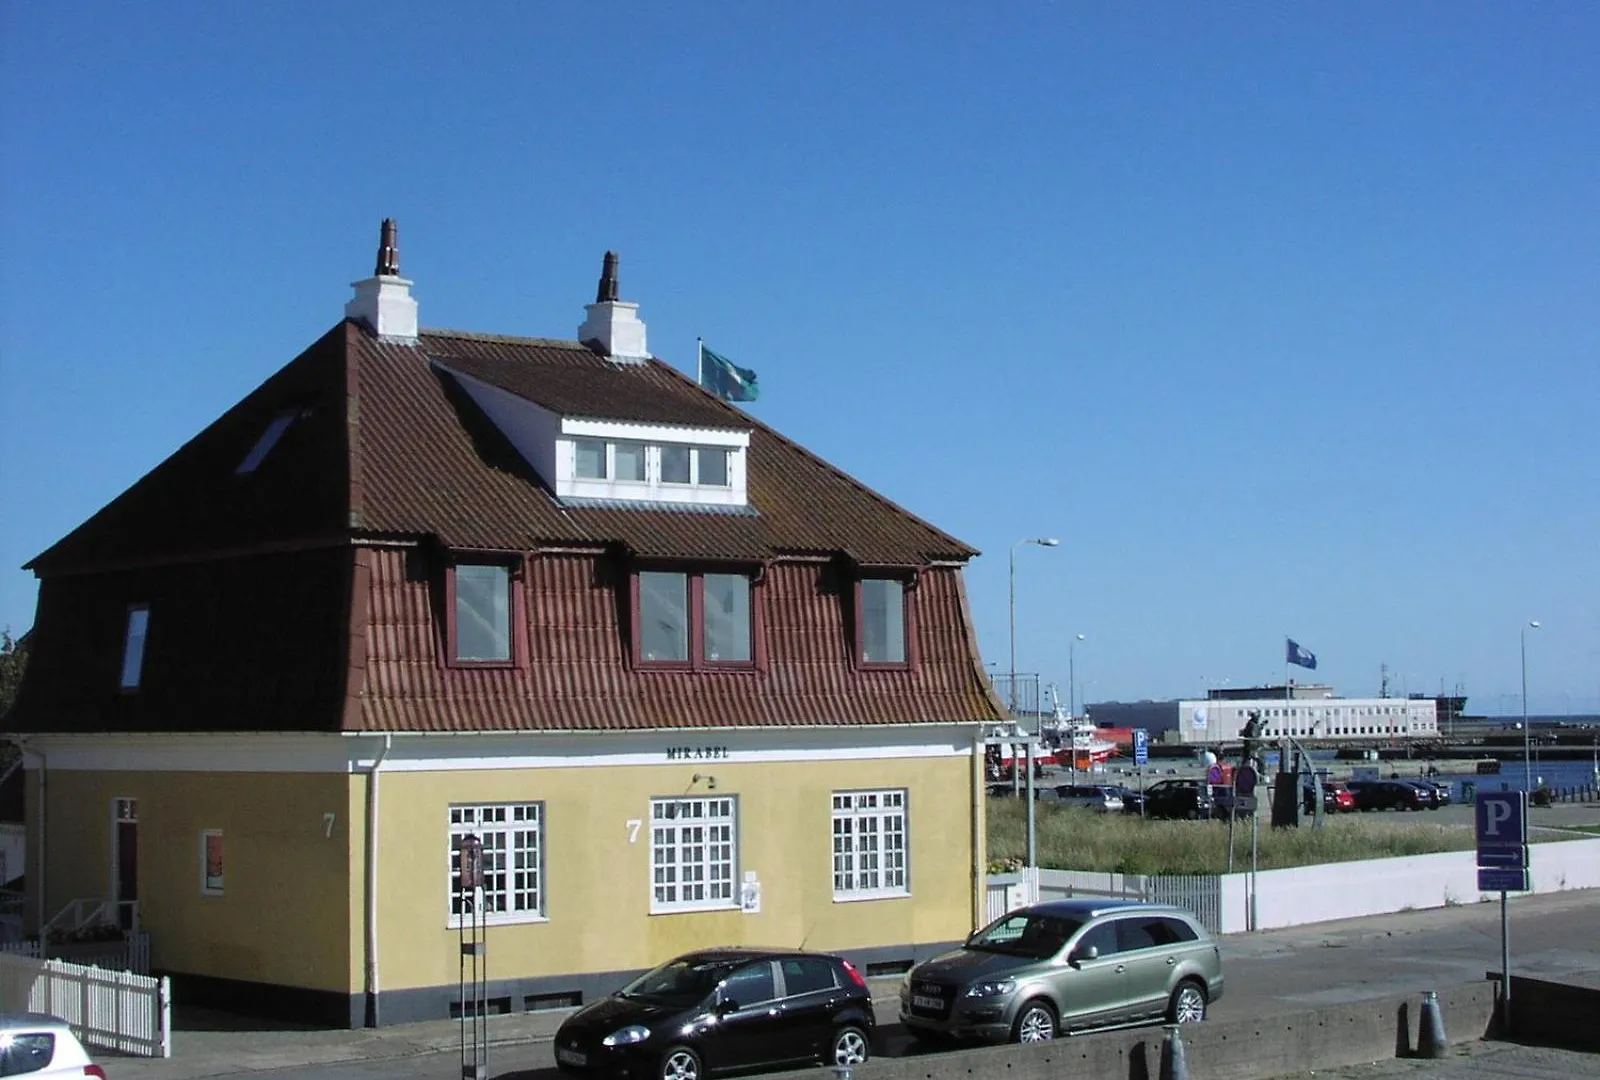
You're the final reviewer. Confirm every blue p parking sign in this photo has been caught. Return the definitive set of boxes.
[1133,728,1149,767]
[1475,791,1529,893]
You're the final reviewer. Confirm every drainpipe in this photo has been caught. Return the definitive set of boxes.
[363,734,393,1027]
[971,732,985,929]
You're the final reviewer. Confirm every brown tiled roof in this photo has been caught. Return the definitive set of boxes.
[351,326,977,564]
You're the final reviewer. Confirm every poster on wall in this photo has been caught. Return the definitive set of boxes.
[740,871,761,914]
[202,831,225,894]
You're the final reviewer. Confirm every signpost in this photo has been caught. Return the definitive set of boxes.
[1475,791,1529,1034]
[1133,729,1148,818]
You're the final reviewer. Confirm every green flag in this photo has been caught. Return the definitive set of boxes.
[700,344,759,402]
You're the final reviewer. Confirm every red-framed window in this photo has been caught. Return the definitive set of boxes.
[630,566,764,671]
[445,557,528,668]
[852,573,918,671]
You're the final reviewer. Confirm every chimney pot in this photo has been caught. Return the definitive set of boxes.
[346,218,418,342]
[578,249,647,363]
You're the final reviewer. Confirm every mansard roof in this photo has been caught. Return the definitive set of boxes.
[29,321,977,573]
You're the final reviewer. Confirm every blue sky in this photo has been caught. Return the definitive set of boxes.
[3,3,1596,715]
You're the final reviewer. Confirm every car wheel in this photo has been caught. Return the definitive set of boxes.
[659,1046,702,1080]
[1011,998,1057,1043]
[1168,980,1208,1024]
[830,1026,870,1067]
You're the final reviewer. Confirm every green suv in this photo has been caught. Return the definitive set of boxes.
[900,899,1223,1043]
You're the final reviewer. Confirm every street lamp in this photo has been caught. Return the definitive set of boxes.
[1008,537,1060,721]
[1522,620,1540,794]
[1069,634,1086,718]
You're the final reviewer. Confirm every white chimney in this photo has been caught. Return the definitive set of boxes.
[345,218,418,342]
[577,250,648,363]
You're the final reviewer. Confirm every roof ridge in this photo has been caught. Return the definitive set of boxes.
[421,327,592,350]
[643,359,977,561]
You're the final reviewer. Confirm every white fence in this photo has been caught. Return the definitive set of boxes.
[0,932,151,975]
[0,951,170,1057]
[986,835,1600,936]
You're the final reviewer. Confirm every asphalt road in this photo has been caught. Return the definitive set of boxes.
[240,889,1599,1080]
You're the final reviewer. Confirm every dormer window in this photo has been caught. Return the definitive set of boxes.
[853,575,917,671]
[552,420,751,509]
[633,567,760,670]
[574,439,608,480]
[446,558,525,667]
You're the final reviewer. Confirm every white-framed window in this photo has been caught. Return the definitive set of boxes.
[650,796,737,912]
[199,829,225,896]
[832,789,909,900]
[448,802,545,926]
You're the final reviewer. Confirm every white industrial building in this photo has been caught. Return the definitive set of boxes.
[1178,695,1438,744]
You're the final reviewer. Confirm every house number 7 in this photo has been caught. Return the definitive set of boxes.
[627,819,642,844]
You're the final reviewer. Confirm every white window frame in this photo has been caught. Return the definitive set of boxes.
[832,789,910,901]
[448,802,546,927]
[650,796,738,913]
[199,829,224,896]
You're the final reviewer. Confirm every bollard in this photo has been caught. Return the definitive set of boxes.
[1417,989,1447,1058]
[1159,1023,1190,1080]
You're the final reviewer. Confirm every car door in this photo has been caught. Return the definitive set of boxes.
[1115,916,1195,1020]
[774,956,843,1062]
[1055,919,1125,1031]
[709,961,789,1070]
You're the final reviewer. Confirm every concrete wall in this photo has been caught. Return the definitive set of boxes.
[770,980,1498,1080]
[1025,837,1600,935]
[1222,837,1600,933]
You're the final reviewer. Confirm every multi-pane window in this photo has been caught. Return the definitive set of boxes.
[637,571,754,668]
[570,439,734,489]
[614,441,648,482]
[574,438,608,479]
[119,605,150,690]
[651,797,737,912]
[454,564,511,662]
[859,579,907,665]
[448,803,544,924]
[832,789,909,900]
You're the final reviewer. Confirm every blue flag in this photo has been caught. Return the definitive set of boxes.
[700,344,759,402]
[1286,639,1318,670]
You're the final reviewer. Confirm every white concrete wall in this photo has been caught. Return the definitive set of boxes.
[1008,836,1600,936]
[1220,836,1600,932]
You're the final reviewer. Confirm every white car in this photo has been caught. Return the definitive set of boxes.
[1046,784,1125,813]
[0,1013,107,1078]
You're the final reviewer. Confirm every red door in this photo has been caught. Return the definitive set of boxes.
[114,799,138,931]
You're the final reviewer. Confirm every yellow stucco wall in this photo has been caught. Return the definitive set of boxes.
[374,755,977,991]
[35,770,355,993]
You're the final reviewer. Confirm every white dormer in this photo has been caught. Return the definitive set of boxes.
[555,418,749,508]
[435,363,752,511]
[577,251,649,363]
[345,219,418,343]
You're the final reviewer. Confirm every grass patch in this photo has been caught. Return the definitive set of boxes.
[986,798,1477,875]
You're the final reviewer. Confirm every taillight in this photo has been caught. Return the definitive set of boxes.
[840,960,868,988]
[84,1067,108,1080]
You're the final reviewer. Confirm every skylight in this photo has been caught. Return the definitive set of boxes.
[236,411,297,475]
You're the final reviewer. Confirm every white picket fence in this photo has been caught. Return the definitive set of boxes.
[0,950,170,1057]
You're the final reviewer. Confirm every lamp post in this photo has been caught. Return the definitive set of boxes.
[1521,620,1540,794]
[1069,633,1086,718]
[1009,536,1058,874]
[1008,536,1060,720]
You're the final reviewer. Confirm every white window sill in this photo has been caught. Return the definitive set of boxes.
[832,890,912,904]
[649,902,741,916]
[449,912,548,930]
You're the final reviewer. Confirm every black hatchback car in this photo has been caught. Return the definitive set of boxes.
[554,948,876,1080]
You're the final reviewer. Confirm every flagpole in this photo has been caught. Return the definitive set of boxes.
[697,337,703,388]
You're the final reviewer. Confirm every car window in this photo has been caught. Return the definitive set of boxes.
[779,957,837,996]
[1075,921,1119,958]
[970,912,1085,958]
[719,961,777,1006]
[0,1033,56,1077]
[1133,917,1200,946]
[1116,918,1158,952]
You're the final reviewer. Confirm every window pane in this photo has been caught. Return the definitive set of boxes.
[120,606,150,689]
[574,439,607,479]
[860,579,906,663]
[697,448,729,486]
[0,1033,55,1075]
[702,573,751,662]
[661,445,691,484]
[615,441,647,482]
[456,565,511,661]
[640,571,689,661]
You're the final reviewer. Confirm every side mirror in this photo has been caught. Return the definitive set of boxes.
[1071,945,1099,964]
